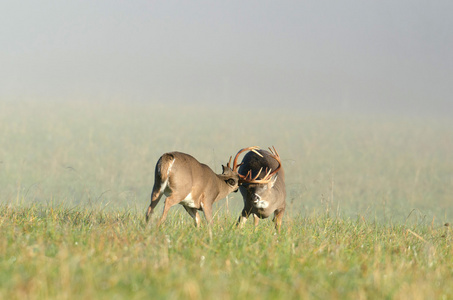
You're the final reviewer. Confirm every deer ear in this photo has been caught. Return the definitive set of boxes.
[222,165,227,173]
[269,174,278,188]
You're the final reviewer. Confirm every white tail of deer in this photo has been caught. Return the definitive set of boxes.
[236,146,286,232]
[145,147,259,227]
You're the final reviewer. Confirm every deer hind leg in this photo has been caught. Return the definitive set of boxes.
[273,208,285,233]
[156,195,182,227]
[146,183,166,222]
[146,154,174,223]
[183,206,201,227]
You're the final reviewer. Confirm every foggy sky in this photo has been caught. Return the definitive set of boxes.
[1,1,452,115]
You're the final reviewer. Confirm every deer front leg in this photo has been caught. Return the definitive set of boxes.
[196,193,215,225]
[236,209,251,228]
[183,206,201,227]
[202,202,213,225]
[253,213,260,227]
[273,208,285,233]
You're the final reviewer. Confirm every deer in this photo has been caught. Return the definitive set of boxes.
[236,146,286,232]
[145,147,260,227]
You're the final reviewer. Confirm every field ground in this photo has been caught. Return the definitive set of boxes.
[1,206,452,299]
[1,100,452,299]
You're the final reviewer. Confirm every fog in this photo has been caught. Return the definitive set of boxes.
[1,1,452,116]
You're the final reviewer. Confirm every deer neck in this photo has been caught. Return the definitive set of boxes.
[214,174,233,200]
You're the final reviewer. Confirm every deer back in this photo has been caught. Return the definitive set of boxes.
[162,152,236,203]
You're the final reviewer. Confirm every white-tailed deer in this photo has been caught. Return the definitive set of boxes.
[236,146,286,232]
[145,147,259,227]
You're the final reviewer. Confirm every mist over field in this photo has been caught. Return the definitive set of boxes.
[1,0,453,222]
[1,1,453,116]
[1,100,452,225]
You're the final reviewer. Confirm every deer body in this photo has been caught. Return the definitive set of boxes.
[237,148,286,232]
[146,150,247,227]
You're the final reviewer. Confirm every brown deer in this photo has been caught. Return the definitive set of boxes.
[145,147,259,227]
[236,146,286,232]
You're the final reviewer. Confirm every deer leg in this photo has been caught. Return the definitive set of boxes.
[253,213,260,227]
[237,215,247,228]
[202,202,213,225]
[194,211,201,227]
[273,208,285,233]
[196,194,214,225]
[146,186,165,222]
[156,195,180,227]
[201,200,214,240]
[236,209,250,228]
[183,206,201,227]
[253,213,261,233]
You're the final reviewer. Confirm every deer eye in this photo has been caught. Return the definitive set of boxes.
[227,178,236,186]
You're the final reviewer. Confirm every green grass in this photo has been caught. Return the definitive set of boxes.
[1,100,452,299]
[1,205,452,299]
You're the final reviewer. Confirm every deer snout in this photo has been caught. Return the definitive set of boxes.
[251,193,261,203]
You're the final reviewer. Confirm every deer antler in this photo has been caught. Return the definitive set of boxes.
[239,146,282,184]
[228,146,262,172]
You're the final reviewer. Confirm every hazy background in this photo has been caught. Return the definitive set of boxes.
[1,0,452,115]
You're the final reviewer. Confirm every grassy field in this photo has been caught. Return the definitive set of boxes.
[1,100,452,299]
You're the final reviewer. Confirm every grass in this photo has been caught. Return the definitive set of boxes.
[1,205,452,299]
[1,100,452,299]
